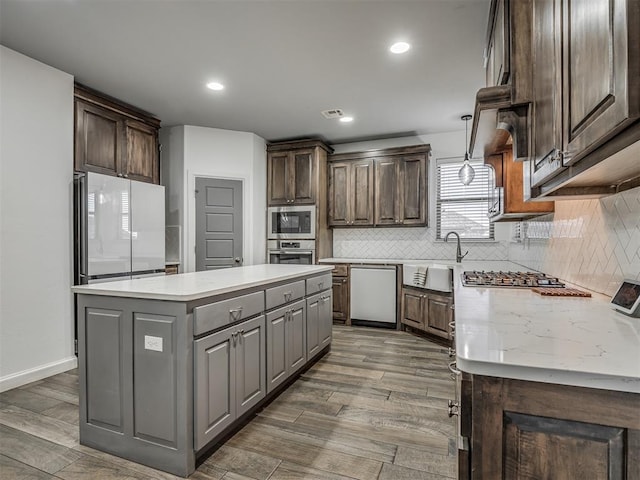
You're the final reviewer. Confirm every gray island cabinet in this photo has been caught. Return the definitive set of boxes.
[72,264,333,477]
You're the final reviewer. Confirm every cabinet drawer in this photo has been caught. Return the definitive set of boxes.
[306,273,332,296]
[266,280,305,311]
[194,291,264,336]
[331,264,348,277]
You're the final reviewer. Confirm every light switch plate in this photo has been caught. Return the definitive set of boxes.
[144,335,163,352]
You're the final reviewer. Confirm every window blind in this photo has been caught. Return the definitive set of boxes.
[436,158,493,240]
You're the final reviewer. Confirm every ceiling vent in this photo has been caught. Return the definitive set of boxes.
[321,109,344,119]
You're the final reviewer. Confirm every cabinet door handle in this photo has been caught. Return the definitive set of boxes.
[447,399,460,417]
[448,347,456,358]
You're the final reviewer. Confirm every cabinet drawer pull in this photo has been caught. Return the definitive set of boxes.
[318,281,324,290]
[448,399,459,417]
[448,361,461,376]
[229,306,243,320]
[448,347,456,358]
[284,291,292,301]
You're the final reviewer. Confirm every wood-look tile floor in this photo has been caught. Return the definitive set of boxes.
[0,326,456,479]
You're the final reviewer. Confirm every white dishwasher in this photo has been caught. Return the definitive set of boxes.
[350,265,397,326]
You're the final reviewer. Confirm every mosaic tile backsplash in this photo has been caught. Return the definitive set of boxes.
[509,187,640,296]
[333,227,509,261]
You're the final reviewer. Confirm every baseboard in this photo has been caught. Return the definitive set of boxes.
[0,356,78,392]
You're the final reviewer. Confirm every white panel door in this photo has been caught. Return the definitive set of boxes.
[131,180,165,272]
[87,173,131,276]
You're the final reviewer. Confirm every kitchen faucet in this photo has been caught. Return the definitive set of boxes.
[444,231,468,263]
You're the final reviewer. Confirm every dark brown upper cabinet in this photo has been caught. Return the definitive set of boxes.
[327,160,374,227]
[470,0,640,200]
[484,0,510,87]
[375,155,427,226]
[328,144,429,228]
[74,84,160,184]
[267,149,313,205]
[267,140,332,206]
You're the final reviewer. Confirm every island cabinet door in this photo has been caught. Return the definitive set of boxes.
[194,327,236,450]
[266,300,307,394]
[235,316,266,418]
[306,294,321,359]
[318,291,333,349]
[287,300,307,375]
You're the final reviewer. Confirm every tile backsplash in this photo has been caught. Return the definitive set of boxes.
[333,227,509,261]
[509,187,640,296]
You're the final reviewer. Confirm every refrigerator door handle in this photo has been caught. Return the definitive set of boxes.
[74,172,88,284]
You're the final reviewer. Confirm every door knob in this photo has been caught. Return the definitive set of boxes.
[234,257,242,263]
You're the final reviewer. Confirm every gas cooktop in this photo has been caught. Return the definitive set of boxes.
[462,271,565,288]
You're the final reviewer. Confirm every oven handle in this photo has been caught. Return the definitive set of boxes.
[273,250,314,255]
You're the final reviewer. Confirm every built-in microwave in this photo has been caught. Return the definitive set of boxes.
[267,205,316,240]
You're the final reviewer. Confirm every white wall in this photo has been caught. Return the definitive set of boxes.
[0,46,76,391]
[331,131,511,260]
[161,125,267,272]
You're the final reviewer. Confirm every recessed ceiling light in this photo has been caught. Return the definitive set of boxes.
[390,42,411,54]
[206,82,225,91]
[339,116,354,123]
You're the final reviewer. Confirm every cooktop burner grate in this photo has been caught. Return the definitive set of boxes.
[461,271,565,288]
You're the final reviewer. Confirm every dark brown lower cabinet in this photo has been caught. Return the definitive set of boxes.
[401,286,452,345]
[463,374,640,479]
[330,264,349,324]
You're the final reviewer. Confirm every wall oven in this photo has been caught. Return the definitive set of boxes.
[268,240,315,265]
[268,205,315,240]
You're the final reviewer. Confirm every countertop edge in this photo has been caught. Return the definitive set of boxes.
[456,357,640,394]
[72,265,333,301]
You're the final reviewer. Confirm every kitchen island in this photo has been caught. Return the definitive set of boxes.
[72,264,333,477]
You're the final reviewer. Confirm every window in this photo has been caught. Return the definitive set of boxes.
[436,158,494,240]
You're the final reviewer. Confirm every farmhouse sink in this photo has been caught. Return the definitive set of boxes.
[403,264,453,292]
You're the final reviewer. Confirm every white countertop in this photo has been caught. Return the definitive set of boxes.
[322,257,640,393]
[72,264,333,302]
[450,262,640,393]
[319,257,460,266]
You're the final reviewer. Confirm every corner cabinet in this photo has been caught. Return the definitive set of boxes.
[328,145,429,228]
[74,84,160,184]
[401,286,453,345]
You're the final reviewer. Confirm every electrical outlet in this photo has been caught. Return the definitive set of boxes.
[144,335,163,352]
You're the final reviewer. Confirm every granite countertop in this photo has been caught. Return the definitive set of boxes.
[321,257,640,393]
[71,264,333,302]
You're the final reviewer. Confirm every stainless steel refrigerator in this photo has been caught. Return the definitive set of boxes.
[74,172,165,284]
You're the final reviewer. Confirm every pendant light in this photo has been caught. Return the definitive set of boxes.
[458,114,475,185]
